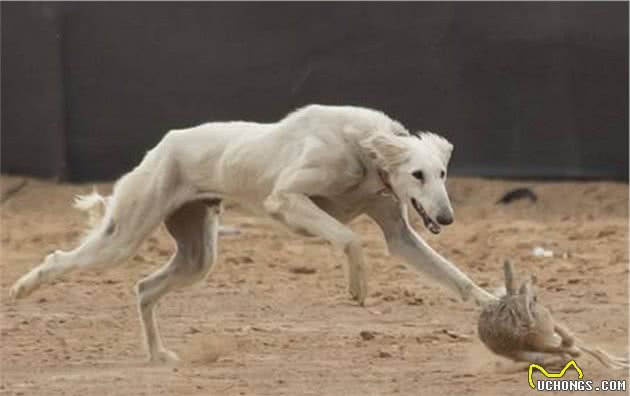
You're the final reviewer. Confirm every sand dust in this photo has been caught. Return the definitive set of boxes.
[0,176,628,395]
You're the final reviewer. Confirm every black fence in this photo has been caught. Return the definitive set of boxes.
[2,2,628,182]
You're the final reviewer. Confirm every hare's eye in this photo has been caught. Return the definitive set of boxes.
[440,170,446,179]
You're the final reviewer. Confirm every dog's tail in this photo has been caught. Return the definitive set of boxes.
[74,188,110,230]
[73,187,241,237]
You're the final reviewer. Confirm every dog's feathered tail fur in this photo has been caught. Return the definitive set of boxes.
[74,188,240,236]
[74,188,110,230]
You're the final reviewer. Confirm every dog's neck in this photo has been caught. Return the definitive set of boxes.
[351,138,398,200]
[376,168,397,201]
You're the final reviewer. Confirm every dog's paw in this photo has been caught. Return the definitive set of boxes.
[471,286,501,307]
[150,348,180,364]
[349,282,367,307]
[10,272,40,300]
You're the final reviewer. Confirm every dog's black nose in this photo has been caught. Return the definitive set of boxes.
[436,214,453,225]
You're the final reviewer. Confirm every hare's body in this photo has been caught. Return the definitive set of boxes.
[478,294,569,362]
[478,261,628,369]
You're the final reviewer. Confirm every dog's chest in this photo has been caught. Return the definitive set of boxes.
[311,174,388,224]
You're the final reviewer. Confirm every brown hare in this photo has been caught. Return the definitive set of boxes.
[478,261,628,369]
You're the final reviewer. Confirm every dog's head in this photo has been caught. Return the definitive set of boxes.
[360,131,454,234]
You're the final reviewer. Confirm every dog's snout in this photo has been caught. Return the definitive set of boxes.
[436,213,453,225]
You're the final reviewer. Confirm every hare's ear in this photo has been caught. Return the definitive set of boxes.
[503,260,516,296]
[358,134,407,172]
[518,278,537,322]
[518,277,536,297]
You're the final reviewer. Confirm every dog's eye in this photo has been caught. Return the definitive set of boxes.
[440,170,446,179]
[412,170,424,181]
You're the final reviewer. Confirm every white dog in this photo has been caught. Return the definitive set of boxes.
[10,104,496,363]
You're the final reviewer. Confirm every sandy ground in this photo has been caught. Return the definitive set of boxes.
[0,176,628,396]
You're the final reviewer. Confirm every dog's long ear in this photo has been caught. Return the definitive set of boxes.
[358,134,407,172]
[418,132,453,165]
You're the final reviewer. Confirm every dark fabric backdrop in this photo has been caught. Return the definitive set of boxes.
[2,2,628,181]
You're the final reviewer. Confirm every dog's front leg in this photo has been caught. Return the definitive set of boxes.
[264,191,367,305]
[366,197,496,306]
[391,229,497,305]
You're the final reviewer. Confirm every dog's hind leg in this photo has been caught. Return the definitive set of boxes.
[136,199,220,363]
[9,207,165,300]
[10,160,178,299]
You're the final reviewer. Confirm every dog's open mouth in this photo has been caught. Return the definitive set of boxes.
[411,198,441,234]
